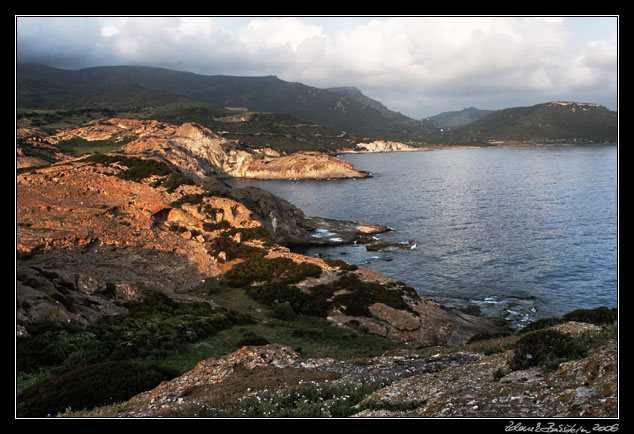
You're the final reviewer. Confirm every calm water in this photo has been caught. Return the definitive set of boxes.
[228,146,618,328]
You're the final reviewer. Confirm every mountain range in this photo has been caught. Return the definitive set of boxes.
[16,63,618,148]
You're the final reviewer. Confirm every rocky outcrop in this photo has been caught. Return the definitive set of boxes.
[33,118,370,180]
[201,177,389,247]
[239,151,370,179]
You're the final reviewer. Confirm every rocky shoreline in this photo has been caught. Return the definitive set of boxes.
[16,119,618,419]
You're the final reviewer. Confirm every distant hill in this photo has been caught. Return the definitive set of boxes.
[446,101,618,145]
[428,107,493,127]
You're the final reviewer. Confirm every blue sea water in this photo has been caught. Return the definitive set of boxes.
[227,146,618,328]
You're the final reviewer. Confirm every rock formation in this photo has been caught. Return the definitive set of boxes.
[23,118,370,180]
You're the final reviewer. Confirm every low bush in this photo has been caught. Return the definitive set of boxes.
[83,154,173,181]
[203,220,231,231]
[224,227,276,247]
[207,235,267,263]
[510,328,587,371]
[242,272,417,320]
[16,322,108,373]
[170,192,214,208]
[17,289,254,373]
[326,274,417,317]
[563,306,617,325]
[91,291,254,360]
[270,301,298,321]
[158,172,195,192]
[518,306,618,335]
[517,317,566,335]
[323,259,358,271]
[17,361,179,417]
[236,334,270,347]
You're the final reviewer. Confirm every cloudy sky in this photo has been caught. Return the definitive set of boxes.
[15,15,618,119]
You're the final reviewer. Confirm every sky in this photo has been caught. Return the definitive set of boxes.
[15,15,618,119]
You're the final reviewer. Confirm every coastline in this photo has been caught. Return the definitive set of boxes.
[334,140,617,157]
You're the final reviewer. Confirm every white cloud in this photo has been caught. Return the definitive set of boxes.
[564,35,618,93]
[16,16,618,117]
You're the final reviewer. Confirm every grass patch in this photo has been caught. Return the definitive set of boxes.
[56,135,135,156]
[181,281,407,360]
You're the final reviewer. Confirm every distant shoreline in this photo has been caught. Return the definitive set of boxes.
[334,141,617,156]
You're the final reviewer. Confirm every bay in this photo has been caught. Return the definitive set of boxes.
[227,145,618,329]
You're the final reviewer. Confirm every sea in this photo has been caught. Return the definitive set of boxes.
[227,145,618,329]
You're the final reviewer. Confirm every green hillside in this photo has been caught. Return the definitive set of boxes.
[446,102,617,145]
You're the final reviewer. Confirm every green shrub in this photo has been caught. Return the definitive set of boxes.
[83,154,173,181]
[563,306,617,325]
[246,282,309,312]
[203,220,231,231]
[159,172,196,192]
[467,331,511,343]
[327,274,416,317]
[323,259,358,271]
[271,301,298,321]
[16,322,108,373]
[170,192,214,208]
[207,236,267,263]
[17,289,254,374]
[517,317,566,335]
[17,361,179,417]
[224,227,276,247]
[236,335,270,347]
[225,257,322,288]
[510,329,587,371]
[90,290,254,360]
